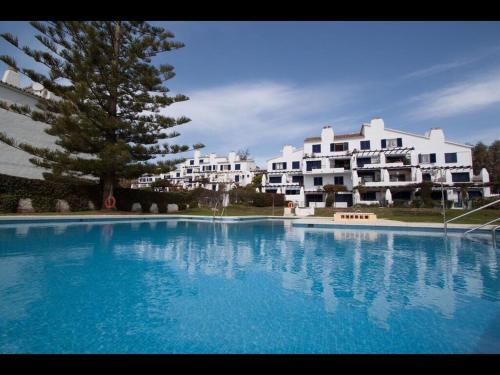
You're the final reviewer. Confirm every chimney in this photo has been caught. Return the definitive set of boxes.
[194,149,201,162]
[2,68,20,88]
[282,145,294,156]
[321,126,334,142]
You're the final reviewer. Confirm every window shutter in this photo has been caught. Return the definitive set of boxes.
[381,139,386,148]
[418,154,422,163]
[430,153,436,163]
[343,142,349,151]
[283,162,287,170]
[272,163,276,170]
[397,138,402,147]
[330,143,335,152]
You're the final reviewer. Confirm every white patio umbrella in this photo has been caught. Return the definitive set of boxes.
[256,187,260,193]
[281,173,287,184]
[299,186,305,207]
[261,174,267,186]
[222,193,230,207]
[385,189,393,205]
[353,189,361,204]
[415,168,423,183]
[276,187,282,194]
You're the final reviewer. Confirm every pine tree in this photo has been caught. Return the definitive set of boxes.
[0,21,203,207]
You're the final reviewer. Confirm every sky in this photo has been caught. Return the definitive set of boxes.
[1,21,499,168]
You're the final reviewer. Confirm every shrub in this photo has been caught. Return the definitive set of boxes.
[0,173,189,213]
[392,200,410,208]
[66,195,91,212]
[0,194,19,213]
[471,197,500,209]
[32,196,56,212]
[252,193,285,207]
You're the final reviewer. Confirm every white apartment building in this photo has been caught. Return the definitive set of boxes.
[133,150,259,191]
[264,118,491,208]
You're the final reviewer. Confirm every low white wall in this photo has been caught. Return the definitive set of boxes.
[295,207,315,216]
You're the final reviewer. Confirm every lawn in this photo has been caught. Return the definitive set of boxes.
[313,207,499,224]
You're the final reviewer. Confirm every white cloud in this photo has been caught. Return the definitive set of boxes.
[407,68,500,120]
[160,80,360,167]
[402,45,500,80]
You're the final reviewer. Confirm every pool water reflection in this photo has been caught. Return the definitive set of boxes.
[0,220,499,353]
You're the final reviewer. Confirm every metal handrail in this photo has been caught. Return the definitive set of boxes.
[444,198,500,234]
[493,225,500,248]
[464,217,500,235]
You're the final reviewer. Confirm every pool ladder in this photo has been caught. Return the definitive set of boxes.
[444,198,500,246]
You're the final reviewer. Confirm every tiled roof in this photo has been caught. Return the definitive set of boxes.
[334,132,362,140]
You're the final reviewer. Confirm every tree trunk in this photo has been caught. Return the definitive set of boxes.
[101,176,115,210]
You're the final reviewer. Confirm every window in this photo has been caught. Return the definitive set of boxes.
[445,152,457,163]
[381,138,402,149]
[176,173,180,177]
[312,144,321,153]
[272,162,287,170]
[330,142,348,152]
[356,157,371,167]
[334,176,344,185]
[269,176,281,183]
[266,189,277,193]
[314,177,323,186]
[235,175,240,182]
[452,172,470,182]
[235,163,241,170]
[199,159,204,164]
[361,192,377,201]
[360,140,370,150]
[292,175,304,184]
[186,169,192,174]
[419,153,436,164]
[212,184,216,191]
[306,160,322,171]
[190,160,194,165]
[220,164,231,171]
[422,173,431,182]
[292,161,300,169]
[285,190,299,195]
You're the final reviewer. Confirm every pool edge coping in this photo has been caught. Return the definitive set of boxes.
[0,213,496,234]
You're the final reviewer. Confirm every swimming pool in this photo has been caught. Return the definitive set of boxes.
[0,219,499,353]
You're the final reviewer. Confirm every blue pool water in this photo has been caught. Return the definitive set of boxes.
[0,219,499,353]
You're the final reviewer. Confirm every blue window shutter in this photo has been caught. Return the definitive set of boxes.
[430,153,436,163]
[330,143,334,152]
[343,142,349,151]
[381,139,386,148]
[272,163,276,170]
[397,138,402,147]
[283,162,287,170]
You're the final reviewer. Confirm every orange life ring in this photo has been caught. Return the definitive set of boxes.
[104,196,116,209]
[288,201,294,209]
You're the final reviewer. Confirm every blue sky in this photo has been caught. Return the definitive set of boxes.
[1,21,500,167]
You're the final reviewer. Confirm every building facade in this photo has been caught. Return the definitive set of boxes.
[132,150,259,191]
[0,69,62,180]
[263,118,491,208]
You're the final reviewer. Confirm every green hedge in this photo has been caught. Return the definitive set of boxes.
[114,188,190,213]
[228,186,285,207]
[0,194,19,213]
[0,173,190,213]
